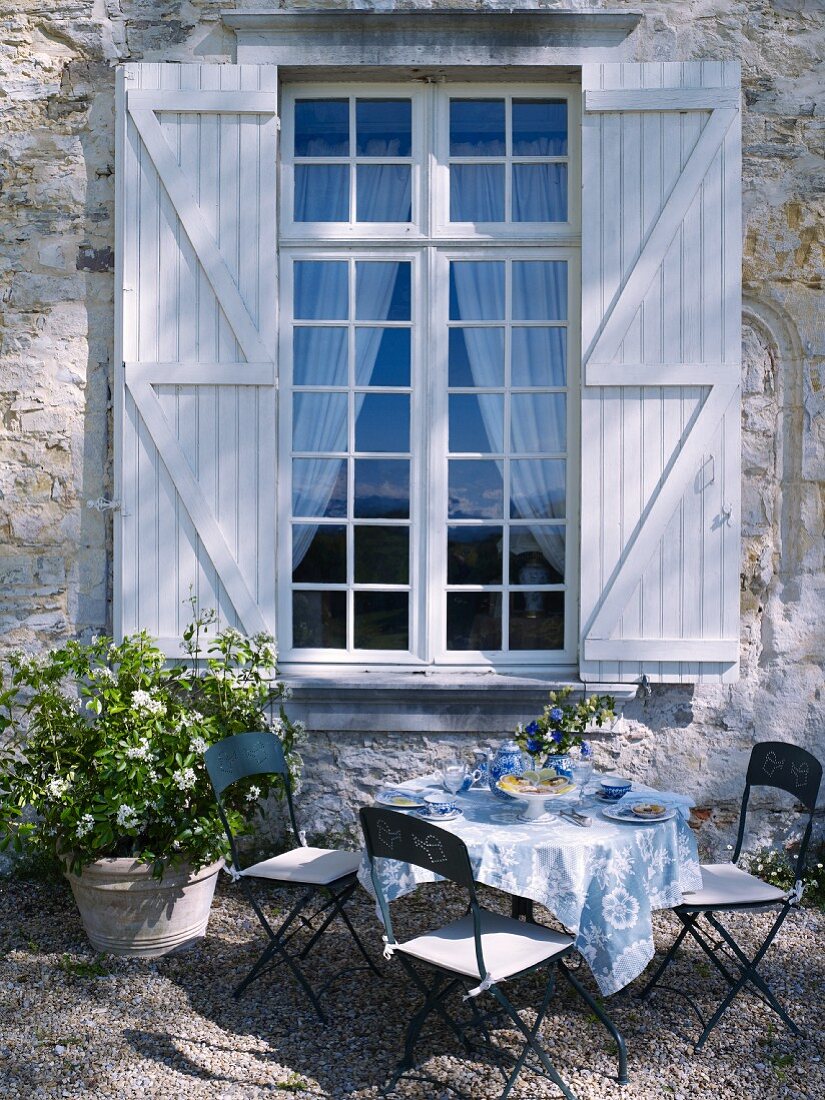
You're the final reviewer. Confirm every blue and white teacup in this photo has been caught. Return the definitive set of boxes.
[600,777,632,801]
[423,791,459,817]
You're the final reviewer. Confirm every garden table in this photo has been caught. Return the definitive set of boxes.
[358,777,702,996]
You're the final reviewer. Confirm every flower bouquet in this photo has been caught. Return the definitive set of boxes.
[514,686,615,770]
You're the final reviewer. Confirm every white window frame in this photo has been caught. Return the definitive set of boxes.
[281,83,428,242]
[432,82,581,241]
[278,79,580,671]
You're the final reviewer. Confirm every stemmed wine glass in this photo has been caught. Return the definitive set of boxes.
[570,753,594,804]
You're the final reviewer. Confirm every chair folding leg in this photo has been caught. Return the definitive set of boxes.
[498,972,558,1100]
[560,962,628,1085]
[489,983,577,1100]
[298,881,382,977]
[637,914,696,1002]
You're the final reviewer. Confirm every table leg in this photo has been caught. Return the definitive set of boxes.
[511,895,536,922]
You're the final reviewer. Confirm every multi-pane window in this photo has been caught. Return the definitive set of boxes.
[280,83,578,667]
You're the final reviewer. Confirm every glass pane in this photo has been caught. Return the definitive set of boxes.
[356,99,412,157]
[357,165,412,222]
[512,261,567,321]
[512,164,568,222]
[447,525,502,584]
[512,99,567,156]
[448,461,503,520]
[449,394,503,454]
[449,328,504,388]
[356,328,410,387]
[295,165,349,222]
[294,99,349,157]
[294,261,348,320]
[510,460,566,519]
[450,99,505,155]
[449,261,505,320]
[355,394,409,453]
[293,392,348,453]
[354,459,410,519]
[356,262,411,321]
[509,529,565,585]
[292,459,347,518]
[354,592,408,650]
[293,327,347,387]
[450,164,505,222]
[293,590,346,649]
[510,591,564,650]
[447,592,501,651]
[292,524,346,583]
[510,395,566,454]
[355,527,409,584]
[511,328,567,388]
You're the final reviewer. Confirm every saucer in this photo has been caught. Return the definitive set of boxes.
[594,789,630,803]
[415,807,463,822]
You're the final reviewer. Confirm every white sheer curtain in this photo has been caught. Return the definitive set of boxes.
[451,261,566,578]
[357,165,412,222]
[292,261,402,569]
[450,164,504,222]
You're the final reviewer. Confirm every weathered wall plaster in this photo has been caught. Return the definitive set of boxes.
[0,2,822,855]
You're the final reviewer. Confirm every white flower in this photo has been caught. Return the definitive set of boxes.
[602,887,640,931]
[280,685,293,700]
[179,710,204,729]
[92,666,115,683]
[172,767,197,791]
[125,738,153,761]
[246,785,261,803]
[75,813,95,839]
[130,689,166,717]
[46,777,69,799]
[190,736,208,755]
[116,804,140,830]
[292,720,306,739]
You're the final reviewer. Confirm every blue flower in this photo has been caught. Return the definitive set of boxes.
[551,729,563,743]
[526,736,543,755]
[549,707,564,723]
[525,720,540,735]
[580,740,593,759]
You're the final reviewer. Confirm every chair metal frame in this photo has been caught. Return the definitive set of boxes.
[360,805,627,1100]
[638,740,822,1050]
[205,731,380,1022]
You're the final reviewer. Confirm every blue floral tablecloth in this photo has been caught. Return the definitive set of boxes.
[358,779,701,996]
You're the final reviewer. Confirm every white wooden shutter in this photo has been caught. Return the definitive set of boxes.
[580,62,741,684]
[115,64,278,654]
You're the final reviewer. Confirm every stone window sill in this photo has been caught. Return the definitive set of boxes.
[281,669,637,733]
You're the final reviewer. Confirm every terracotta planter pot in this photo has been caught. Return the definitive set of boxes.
[64,856,223,957]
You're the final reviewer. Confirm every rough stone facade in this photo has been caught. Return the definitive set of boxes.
[0,2,822,854]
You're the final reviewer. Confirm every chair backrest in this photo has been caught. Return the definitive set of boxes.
[734,741,823,874]
[360,806,488,978]
[204,731,301,864]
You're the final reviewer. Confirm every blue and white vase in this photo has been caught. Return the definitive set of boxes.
[489,739,525,800]
[544,752,574,781]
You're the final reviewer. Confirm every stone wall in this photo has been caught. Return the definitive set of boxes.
[0,1,822,854]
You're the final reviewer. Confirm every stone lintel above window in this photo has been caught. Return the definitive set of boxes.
[224,9,642,70]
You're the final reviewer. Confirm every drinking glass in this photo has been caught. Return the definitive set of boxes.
[570,758,594,803]
[442,764,466,795]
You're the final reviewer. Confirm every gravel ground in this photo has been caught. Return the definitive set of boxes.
[0,873,823,1100]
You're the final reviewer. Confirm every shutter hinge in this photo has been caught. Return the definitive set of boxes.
[638,673,652,699]
[86,497,128,516]
[275,114,281,131]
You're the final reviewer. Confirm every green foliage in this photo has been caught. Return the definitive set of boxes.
[742,842,825,909]
[0,610,305,878]
[514,686,615,763]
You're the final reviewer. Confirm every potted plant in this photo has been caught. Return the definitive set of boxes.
[514,687,615,778]
[0,616,304,956]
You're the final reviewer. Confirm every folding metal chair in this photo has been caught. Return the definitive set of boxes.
[639,740,822,1050]
[205,731,380,1022]
[360,805,627,1100]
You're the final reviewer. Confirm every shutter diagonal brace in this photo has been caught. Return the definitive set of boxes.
[129,105,273,365]
[128,374,268,638]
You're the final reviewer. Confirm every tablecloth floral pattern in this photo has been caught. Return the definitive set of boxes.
[358,784,702,996]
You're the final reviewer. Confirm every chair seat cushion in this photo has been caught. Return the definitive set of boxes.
[241,847,361,886]
[680,863,787,908]
[397,909,572,982]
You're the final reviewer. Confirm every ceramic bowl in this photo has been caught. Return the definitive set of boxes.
[599,777,632,801]
[423,792,459,816]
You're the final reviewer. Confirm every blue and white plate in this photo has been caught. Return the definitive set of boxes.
[415,806,463,822]
[375,788,424,809]
[601,803,675,824]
